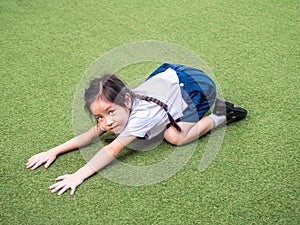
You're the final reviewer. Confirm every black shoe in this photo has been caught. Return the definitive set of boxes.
[213,98,248,123]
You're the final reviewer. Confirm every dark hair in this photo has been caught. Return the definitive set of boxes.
[84,74,181,132]
[84,74,130,114]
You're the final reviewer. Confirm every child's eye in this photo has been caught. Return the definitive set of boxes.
[95,116,103,121]
[109,110,115,115]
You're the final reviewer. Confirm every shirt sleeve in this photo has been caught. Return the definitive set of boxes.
[119,101,167,139]
[119,108,152,138]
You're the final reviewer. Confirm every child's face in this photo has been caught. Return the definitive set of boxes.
[90,97,131,134]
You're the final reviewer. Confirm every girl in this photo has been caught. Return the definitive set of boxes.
[26,63,247,196]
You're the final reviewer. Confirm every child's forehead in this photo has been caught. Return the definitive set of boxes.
[90,98,115,113]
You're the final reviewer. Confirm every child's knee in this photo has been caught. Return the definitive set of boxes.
[164,128,181,146]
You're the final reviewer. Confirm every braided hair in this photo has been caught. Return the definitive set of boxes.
[132,94,181,132]
[84,74,181,132]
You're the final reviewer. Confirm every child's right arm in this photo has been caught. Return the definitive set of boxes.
[26,125,104,170]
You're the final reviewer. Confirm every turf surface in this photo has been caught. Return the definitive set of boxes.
[1,0,299,224]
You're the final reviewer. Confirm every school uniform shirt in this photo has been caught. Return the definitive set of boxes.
[119,68,187,140]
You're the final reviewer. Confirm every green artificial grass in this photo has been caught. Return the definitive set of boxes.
[1,0,299,224]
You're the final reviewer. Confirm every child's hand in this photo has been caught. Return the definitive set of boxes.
[26,150,57,170]
[49,174,83,196]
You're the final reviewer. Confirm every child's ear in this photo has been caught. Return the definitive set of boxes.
[124,93,132,109]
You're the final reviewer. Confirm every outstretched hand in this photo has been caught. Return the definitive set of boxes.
[49,174,83,196]
[26,150,57,170]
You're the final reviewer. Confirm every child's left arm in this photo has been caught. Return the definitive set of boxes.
[48,136,136,196]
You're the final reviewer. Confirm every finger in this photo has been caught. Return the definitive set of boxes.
[31,160,44,170]
[49,182,59,190]
[70,185,76,196]
[55,175,68,181]
[27,156,35,162]
[26,158,37,167]
[26,161,33,168]
[26,160,40,169]
[45,158,54,168]
[27,155,39,163]
[49,180,63,190]
[50,182,65,193]
[58,186,69,196]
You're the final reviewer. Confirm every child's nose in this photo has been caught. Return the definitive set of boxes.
[106,118,113,126]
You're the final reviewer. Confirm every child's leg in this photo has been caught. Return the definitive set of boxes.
[164,116,215,146]
[164,98,248,146]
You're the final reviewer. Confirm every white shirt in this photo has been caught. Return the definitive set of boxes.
[119,68,187,139]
